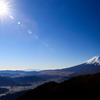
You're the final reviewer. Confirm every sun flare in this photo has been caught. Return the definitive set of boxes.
[0,0,13,22]
[0,1,7,14]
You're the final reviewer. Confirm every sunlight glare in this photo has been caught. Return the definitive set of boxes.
[0,1,7,14]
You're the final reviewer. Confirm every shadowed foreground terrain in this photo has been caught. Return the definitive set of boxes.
[16,72,100,100]
[0,90,30,100]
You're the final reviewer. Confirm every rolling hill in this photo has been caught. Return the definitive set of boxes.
[0,76,22,86]
[11,76,45,85]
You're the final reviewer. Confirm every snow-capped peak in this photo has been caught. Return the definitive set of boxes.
[86,56,100,65]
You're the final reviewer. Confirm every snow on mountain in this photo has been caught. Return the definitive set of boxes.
[86,56,100,65]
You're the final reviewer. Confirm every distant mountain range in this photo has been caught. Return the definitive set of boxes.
[0,70,38,77]
[23,69,42,72]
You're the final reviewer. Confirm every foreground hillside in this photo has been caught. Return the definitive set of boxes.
[16,72,100,100]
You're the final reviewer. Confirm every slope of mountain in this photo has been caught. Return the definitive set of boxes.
[37,56,100,78]
[16,72,100,100]
[60,56,100,77]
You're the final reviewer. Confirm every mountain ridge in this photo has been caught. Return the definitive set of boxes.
[16,72,100,100]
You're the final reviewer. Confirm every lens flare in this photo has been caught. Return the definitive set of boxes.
[18,22,20,24]
[9,15,14,19]
[0,0,53,51]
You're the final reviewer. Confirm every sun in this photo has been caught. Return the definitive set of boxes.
[0,1,7,15]
[0,0,13,21]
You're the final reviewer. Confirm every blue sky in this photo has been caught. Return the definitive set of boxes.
[0,0,100,70]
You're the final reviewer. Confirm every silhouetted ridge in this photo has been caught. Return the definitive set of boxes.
[16,72,100,100]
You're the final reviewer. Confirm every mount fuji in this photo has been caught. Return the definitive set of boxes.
[38,56,100,78]
[59,56,100,77]
[5,56,99,78]
[86,56,100,65]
